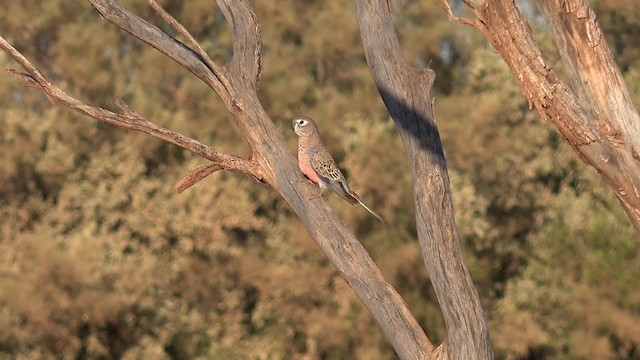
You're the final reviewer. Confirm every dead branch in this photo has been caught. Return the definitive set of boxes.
[537,0,640,144]
[90,0,236,105]
[145,0,227,90]
[0,37,261,183]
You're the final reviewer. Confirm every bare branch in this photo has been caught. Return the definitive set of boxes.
[438,0,484,29]
[5,69,55,103]
[89,0,235,106]
[537,0,640,142]
[0,36,263,183]
[145,0,235,98]
[451,0,640,231]
[535,0,640,228]
[88,0,259,148]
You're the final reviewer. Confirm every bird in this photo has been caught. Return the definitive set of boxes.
[292,116,386,224]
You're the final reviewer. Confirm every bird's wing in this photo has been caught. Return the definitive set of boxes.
[309,147,386,224]
[309,147,358,204]
[309,147,345,182]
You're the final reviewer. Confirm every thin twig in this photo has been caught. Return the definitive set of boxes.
[438,0,484,29]
[5,69,55,103]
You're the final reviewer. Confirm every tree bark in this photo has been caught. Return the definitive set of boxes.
[355,1,493,359]
[441,0,640,232]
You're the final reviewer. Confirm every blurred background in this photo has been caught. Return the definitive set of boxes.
[1,0,639,359]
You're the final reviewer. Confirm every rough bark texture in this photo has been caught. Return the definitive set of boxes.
[355,1,493,359]
[2,0,437,358]
[444,0,640,231]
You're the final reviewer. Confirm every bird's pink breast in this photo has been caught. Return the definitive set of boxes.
[298,151,321,184]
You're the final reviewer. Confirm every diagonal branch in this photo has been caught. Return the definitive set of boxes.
[444,0,640,232]
[175,163,222,193]
[144,0,235,99]
[535,0,640,229]
[537,0,640,144]
[0,36,262,183]
[90,0,235,107]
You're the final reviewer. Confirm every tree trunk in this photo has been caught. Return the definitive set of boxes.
[355,1,493,359]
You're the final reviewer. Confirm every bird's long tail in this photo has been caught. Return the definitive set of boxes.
[327,180,387,225]
[356,197,387,225]
[343,186,386,225]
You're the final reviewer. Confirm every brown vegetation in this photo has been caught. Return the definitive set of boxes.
[0,0,639,359]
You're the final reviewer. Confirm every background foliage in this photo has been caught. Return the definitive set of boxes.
[0,0,638,359]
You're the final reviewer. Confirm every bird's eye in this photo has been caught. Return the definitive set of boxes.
[297,119,306,125]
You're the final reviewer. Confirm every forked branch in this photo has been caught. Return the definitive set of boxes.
[90,0,237,107]
[145,0,223,83]
[437,0,484,29]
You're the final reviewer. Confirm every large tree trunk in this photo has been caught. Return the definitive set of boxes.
[355,1,493,359]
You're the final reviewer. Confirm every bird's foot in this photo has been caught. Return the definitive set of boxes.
[308,193,324,201]
[290,179,323,201]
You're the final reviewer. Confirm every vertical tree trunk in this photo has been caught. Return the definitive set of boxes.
[355,1,493,359]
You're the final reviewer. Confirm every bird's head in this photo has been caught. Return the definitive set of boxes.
[292,116,319,137]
